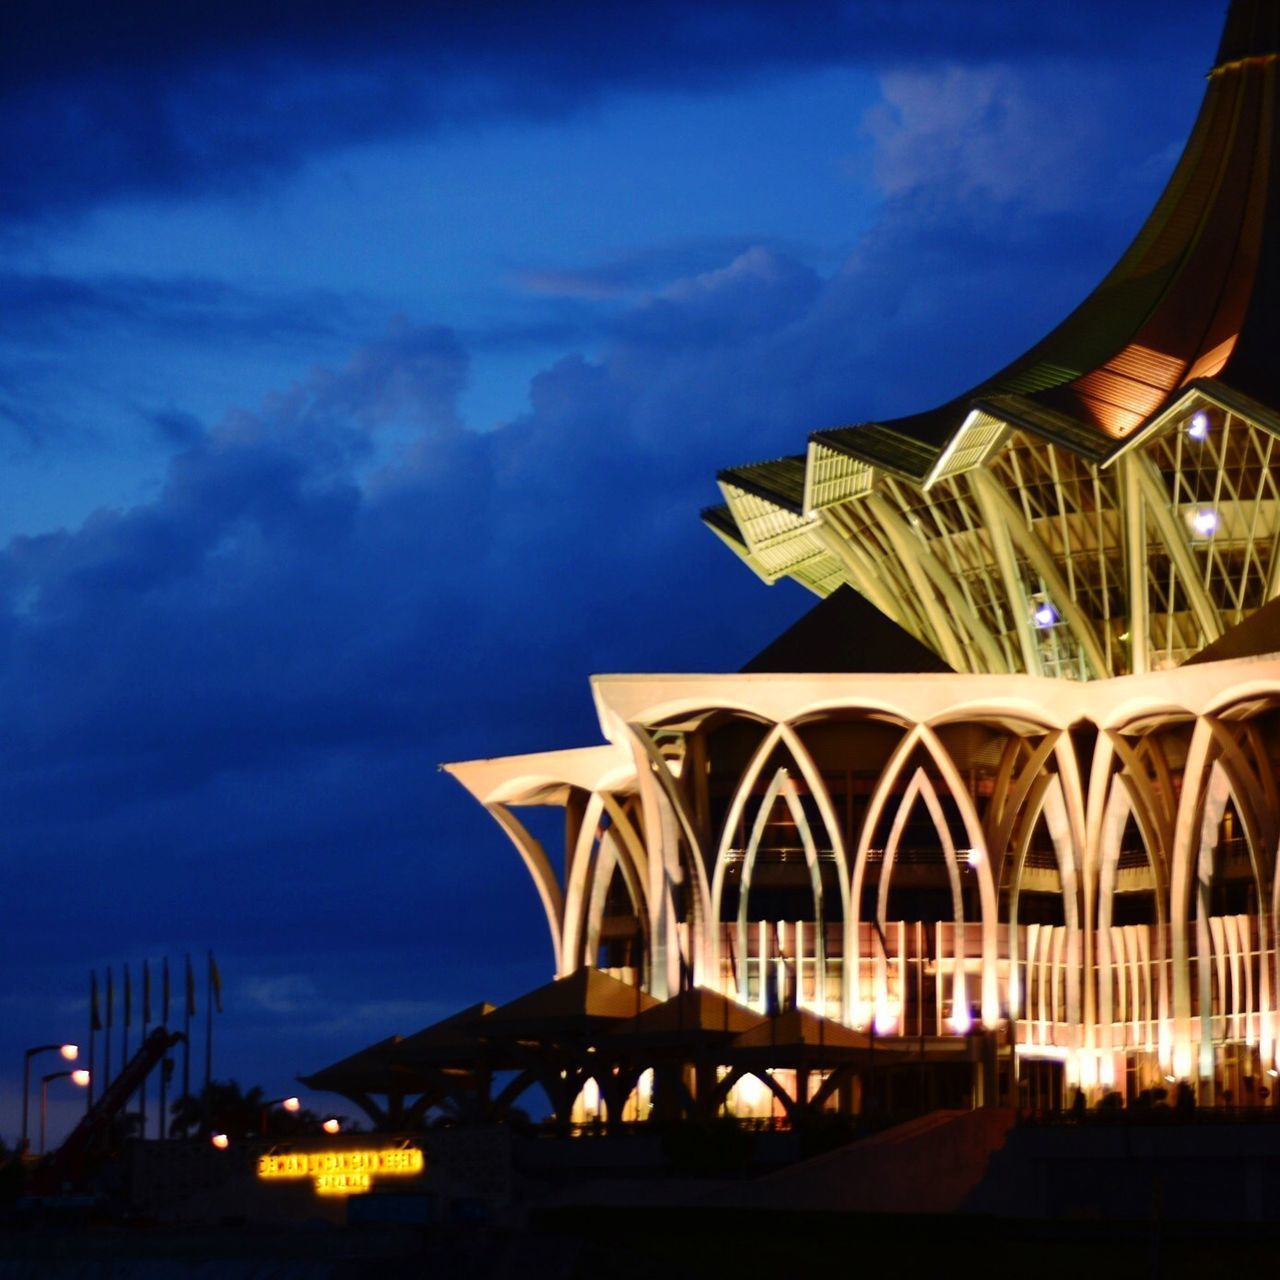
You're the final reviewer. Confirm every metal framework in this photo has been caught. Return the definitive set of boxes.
[709,397,1280,680]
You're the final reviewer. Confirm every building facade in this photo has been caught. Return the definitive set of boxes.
[447,1,1280,1110]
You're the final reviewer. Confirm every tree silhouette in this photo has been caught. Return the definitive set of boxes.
[168,1081,337,1138]
[169,1080,264,1138]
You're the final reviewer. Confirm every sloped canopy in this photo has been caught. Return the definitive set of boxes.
[477,967,658,1036]
[391,1001,498,1068]
[299,1033,416,1094]
[741,585,955,675]
[611,987,763,1044]
[732,1007,871,1053]
[1183,591,1280,665]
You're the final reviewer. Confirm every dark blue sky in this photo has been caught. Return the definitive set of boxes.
[1,0,1224,1138]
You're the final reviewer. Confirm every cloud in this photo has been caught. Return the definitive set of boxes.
[243,973,319,1016]
[516,236,803,300]
[0,40,1215,1093]
[0,271,358,347]
[0,1,1214,224]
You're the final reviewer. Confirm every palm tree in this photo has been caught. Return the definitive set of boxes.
[169,1080,264,1138]
[168,1081,339,1138]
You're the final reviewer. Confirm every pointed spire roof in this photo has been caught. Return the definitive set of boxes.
[478,967,658,1034]
[391,1001,497,1066]
[613,987,763,1041]
[1215,0,1280,67]
[299,1033,415,1093]
[813,0,1280,458]
[732,1006,870,1051]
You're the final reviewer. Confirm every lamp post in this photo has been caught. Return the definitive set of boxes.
[22,1043,77,1154]
[259,1095,301,1135]
[40,1068,90,1155]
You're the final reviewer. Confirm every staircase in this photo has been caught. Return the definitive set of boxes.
[31,1026,183,1196]
[704,1108,1016,1213]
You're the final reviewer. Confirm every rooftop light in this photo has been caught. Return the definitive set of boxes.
[1187,410,1210,441]
[1033,602,1058,629]
[1192,508,1219,536]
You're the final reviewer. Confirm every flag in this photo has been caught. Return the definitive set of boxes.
[124,963,132,1028]
[143,959,152,1023]
[209,951,223,1014]
[162,957,171,1024]
[185,954,196,1017]
[106,967,114,1029]
[90,972,103,1032]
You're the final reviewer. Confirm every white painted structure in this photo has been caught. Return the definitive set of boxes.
[448,657,1280,1103]
[447,3,1280,1107]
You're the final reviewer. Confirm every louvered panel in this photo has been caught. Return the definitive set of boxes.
[720,484,806,552]
[926,411,1010,487]
[792,552,849,598]
[1106,343,1186,388]
[804,441,874,512]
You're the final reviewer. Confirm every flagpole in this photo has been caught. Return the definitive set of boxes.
[182,954,193,1139]
[122,962,132,1124]
[159,957,171,1140]
[203,951,213,1133]
[87,971,98,1112]
[140,959,150,1138]
[104,966,113,1088]
[123,962,131,1072]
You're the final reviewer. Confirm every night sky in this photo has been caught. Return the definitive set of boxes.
[1,0,1226,1140]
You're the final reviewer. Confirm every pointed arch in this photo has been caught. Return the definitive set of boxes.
[560,791,607,975]
[848,724,924,1025]
[874,767,970,1030]
[918,723,1000,1026]
[735,766,828,1013]
[710,721,786,996]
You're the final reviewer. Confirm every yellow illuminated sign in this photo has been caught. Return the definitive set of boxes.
[257,1147,425,1196]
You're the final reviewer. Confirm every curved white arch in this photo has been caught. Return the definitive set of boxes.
[917,723,1000,1026]
[848,725,924,1025]
[561,791,608,975]
[487,802,564,975]
[709,721,785,996]
[736,767,826,1013]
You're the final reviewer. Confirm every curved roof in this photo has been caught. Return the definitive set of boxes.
[817,0,1280,460]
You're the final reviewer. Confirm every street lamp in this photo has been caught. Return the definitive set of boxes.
[40,1068,89,1155]
[322,1117,341,1135]
[22,1043,77,1154]
[259,1095,301,1135]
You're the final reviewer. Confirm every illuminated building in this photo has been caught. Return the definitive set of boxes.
[442,1,1280,1114]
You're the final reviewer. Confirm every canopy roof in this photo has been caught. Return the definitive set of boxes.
[741,584,955,674]
[732,1006,871,1052]
[1184,591,1280,665]
[478,967,659,1034]
[613,986,763,1042]
[299,1033,414,1094]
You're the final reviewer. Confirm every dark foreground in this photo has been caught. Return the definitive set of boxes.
[1,1209,1278,1280]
